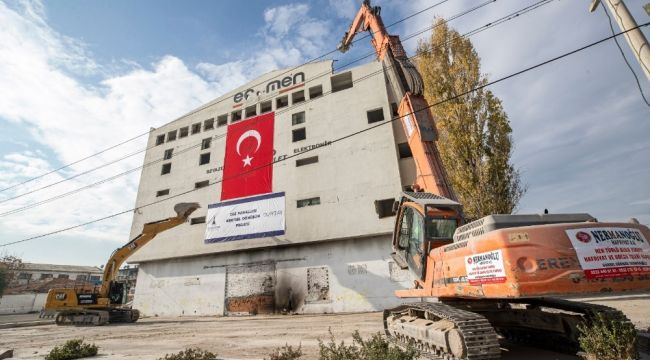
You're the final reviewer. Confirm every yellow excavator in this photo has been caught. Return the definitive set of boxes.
[40,202,200,326]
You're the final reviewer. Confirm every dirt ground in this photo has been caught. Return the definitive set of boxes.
[1,294,648,360]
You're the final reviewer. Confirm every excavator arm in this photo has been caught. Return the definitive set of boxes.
[98,202,200,297]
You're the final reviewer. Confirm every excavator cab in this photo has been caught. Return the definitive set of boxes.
[392,192,463,280]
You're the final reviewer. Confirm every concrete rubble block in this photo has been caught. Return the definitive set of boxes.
[0,349,13,359]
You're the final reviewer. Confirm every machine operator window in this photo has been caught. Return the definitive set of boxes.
[398,207,412,249]
[409,212,424,257]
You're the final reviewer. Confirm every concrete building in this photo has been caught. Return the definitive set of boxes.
[12,263,102,286]
[129,60,417,317]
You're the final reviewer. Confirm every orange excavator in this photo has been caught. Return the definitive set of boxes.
[340,1,650,358]
[40,203,200,325]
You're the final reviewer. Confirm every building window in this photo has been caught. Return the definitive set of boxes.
[90,276,100,282]
[156,189,170,197]
[155,134,165,146]
[375,198,397,218]
[331,72,353,92]
[191,123,201,135]
[161,163,171,175]
[296,156,318,167]
[391,102,399,116]
[17,273,32,280]
[179,126,189,138]
[245,105,257,118]
[199,152,210,165]
[58,274,69,279]
[231,110,242,122]
[292,111,305,126]
[398,143,412,159]
[217,114,228,127]
[292,90,305,104]
[195,180,209,189]
[309,85,323,99]
[260,100,272,113]
[40,273,53,280]
[167,130,177,142]
[367,108,385,124]
[297,197,320,208]
[163,148,173,160]
[191,216,206,225]
[276,95,289,109]
[292,128,306,142]
[77,275,87,281]
[204,118,214,131]
[201,137,211,150]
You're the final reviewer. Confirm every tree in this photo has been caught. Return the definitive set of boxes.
[0,254,23,296]
[415,19,525,219]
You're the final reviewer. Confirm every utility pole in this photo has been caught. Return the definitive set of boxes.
[589,0,650,81]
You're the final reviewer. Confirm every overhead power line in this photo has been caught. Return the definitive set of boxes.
[2,19,646,248]
[0,0,498,209]
[0,0,453,195]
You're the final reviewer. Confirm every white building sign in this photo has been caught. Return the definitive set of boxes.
[205,192,285,244]
[566,227,650,279]
[465,250,507,285]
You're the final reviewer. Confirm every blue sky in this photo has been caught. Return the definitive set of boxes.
[0,0,649,266]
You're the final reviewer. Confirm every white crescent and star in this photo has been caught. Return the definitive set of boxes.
[236,130,261,167]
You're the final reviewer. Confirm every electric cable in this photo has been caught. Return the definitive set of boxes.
[600,2,650,108]
[2,20,646,248]
[0,0,497,208]
[0,0,454,194]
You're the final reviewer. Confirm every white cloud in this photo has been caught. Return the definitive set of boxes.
[0,1,331,264]
[328,0,357,19]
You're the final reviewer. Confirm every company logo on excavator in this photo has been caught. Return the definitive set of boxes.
[575,231,592,243]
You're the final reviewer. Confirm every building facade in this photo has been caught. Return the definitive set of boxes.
[129,60,417,316]
[12,263,103,286]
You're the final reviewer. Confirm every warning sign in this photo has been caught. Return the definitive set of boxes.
[465,250,507,285]
[566,227,650,279]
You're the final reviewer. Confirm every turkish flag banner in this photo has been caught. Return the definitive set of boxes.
[220,112,275,201]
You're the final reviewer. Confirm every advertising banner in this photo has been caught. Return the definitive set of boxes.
[566,227,650,279]
[205,192,285,244]
[465,250,507,285]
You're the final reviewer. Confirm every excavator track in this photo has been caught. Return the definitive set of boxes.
[383,302,501,359]
[442,297,631,355]
[53,308,139,326]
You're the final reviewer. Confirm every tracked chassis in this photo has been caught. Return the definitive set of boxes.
[44,308,140,326]
[383,298,630,359]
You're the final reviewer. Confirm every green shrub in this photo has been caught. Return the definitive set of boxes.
[318,330,419,360]
[266,344,303,360]
[45,339,98,360]
[158,348,218,360]
[577,313,637,360]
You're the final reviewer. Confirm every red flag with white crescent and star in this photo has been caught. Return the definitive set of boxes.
[220,112,275,201]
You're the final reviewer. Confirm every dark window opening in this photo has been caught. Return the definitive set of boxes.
[201,137,211,150]
[90,276,100,282]
[375,198,397,218]
[191,123,201,135]
[231,110,242,122]
[276,95,289,109]
[191,216,206,225]
[398,143,413,159]
[245,105,257,118]
[155,134,165,145]
[309,85,323,99]
[167,130,177,142]
[217,114,228,127]
[40,273,53,280]
[204,118,214,131]
[331,72,353,92]
[77,275,87,281]
[292,90,305,104]
[199,152,211,165]
[292,111,305,126]
[179,126,189,138]
[58,274,69,279]
[403,185,414,192]
[195,180,209,189]
[391,102,399,116]
[297,197,320,208]
[18,273,32,280]
[261,100,272,113]
[161,163,171,175]
[156,189,170,197]
[292,128,306,142]
[163,149,173,160]
[296,156,318,167]
[367,108,385,124]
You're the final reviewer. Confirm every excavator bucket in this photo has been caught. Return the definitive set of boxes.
[174,202,200,218]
